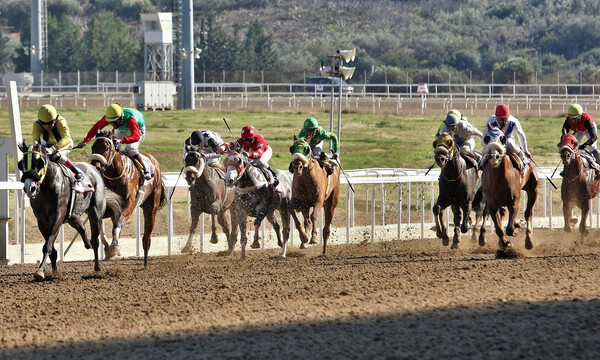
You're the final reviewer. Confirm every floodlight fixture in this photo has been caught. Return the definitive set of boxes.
[339,65,355,80]
[337,48,356,63]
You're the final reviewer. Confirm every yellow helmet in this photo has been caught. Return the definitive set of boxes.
[38,104,57,124]
[447,109,461,118]
[106,104,123,122]
[568,104,583,117]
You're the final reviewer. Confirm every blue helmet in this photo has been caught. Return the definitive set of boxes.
[444,114,460,128]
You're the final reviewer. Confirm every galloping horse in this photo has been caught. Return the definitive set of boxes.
[224,150,293,258]
[18,141,122,280]
[181,149,237,253]
[432,133,486,248]
[289,135,341,256]
[480,126,538,249]
[558,133,600,237]
[89,131,166,267]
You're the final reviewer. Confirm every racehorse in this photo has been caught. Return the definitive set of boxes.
[558,133,600,237]
[224,150,293,258]
[289,135,341,256]
[18,141,122,280]
[181,149,237,253]
[89,130,166,267]
[480,126,538,249]
[432,133,486,248]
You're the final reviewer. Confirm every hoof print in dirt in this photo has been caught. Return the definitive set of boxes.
[495,247,522,259]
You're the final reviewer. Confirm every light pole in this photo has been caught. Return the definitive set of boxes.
[320,48,356,152]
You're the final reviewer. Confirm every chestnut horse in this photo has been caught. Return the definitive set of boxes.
[432,133,486,248]
[289,136,341,256]
[181,150,237,253]
[558,133,600,237]
[480,127,538,249]
[18,141,122,280]
[224,150,293,259]
[89,131,166,267]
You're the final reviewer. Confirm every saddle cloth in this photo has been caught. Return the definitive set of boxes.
[59,164,95,194]
[138,154,156,179]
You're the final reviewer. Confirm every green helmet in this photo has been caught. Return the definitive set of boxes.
[303,117,319,130]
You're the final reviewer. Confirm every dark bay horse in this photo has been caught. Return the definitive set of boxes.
[18,142,122,280]
[224,150,293,259]
[432,133,486,248]
[558,133,600,237]
[480,127,538,249]
[182,149,237,253]
[289,136,341,256]
[89,131,166,267]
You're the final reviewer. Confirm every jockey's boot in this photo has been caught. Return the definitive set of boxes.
[65,159,90,192]
[592,149,600,179]
[132,153,151,180]
[267,166,279,188]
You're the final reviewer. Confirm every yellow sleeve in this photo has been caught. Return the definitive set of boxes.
[53,116,72,150]
[32,121,43,146]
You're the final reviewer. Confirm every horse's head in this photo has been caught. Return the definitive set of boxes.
[89,131,117,172]
[433,132,456,168]
[17,141,48,198]
[289,135,311,175]
[482,126,507,166]
[558,133,579,165]
[183,150,206,186]
[224,150,248,188]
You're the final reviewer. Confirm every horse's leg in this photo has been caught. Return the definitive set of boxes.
[478,207,487,247]
[451,204,461,249]
[182,207,201,254]
[322,198,337,256]
[490,207,509,248]
[87,213,103,272]
[141,194,160,268]
[433,198,450,246]
[227,207,238,256]
[67,217,91,249]
[563,201,573,233]
[505,198,520,238]
[251,201,269,249]
[34,214,62,280]
[290,205,309,248]
[239,210,248,259]
[210,213,219,244]
[309,204,323,245]
[580,200,591,239]
[280,208,291,257]
[266,211,281,247]
[215,210,230,250]
[523,179,538,250]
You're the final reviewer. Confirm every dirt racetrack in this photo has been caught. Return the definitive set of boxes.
[2,228,600,360]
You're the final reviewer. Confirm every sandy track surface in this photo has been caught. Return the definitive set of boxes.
[2,228,600,359]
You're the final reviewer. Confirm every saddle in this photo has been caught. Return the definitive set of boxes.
[58,163,94,194]
[507,151,528,176]
[317,153,336,176]
[132,154,156,180]
[460,151,480,169]
[580,152,600,180]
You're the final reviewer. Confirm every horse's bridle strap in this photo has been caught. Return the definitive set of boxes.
[22,150,48,184]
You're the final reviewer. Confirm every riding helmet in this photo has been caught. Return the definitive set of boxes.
[495,103,510,118]
[241,125,256,139]
[38,104,57,124]
[444,114,460,128]
[106,104,123,123]
[568,104,583,118]
[303,117,319,130]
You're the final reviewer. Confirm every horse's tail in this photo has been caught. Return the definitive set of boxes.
[159,180,168,209]
[104,189,123,221]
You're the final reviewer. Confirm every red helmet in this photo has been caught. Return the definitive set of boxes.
[241,125,256,139]
[495,104,510,118]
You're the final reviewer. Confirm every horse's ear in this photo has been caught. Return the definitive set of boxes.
[487,123,493,131]
[432,140,437,149]
[289,145,295,154]
[500,135,506,145]
[294,134,299,141]
[446,139,453,148]
[303,147,310,156]
[483,135,490,144]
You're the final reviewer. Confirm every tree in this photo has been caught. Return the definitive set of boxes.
[0,33,14,73]
[46,14,83,72]
[80,11,142,72]
[493,57,535,84]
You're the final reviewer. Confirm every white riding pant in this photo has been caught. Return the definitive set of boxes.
[251,146,272,168]
[40,139,73,165]
[116,127,145,157]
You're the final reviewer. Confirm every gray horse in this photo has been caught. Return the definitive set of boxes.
[181,149,237,254]
[18,141,122,280]
[224,150,292,258]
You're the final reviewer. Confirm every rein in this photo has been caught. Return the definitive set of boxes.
[436,145,464,182]
[93,137,127,180]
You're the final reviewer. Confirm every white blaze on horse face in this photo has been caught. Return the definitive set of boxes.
[23,178,38,198]
[225,166,238,187]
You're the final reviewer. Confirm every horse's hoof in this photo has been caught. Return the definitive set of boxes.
[300,243,307,249]
[250,241,261,249]
[83,241,92,249]
[442,237,450,246]
[451,241,459,249]
[181,244,195,254]
[436,230,444,239]
[581,230,589,237]
[34,271,45,281]
[461,226,469,234]
[564,226,572,233]
[277,240,283,248]
[210,236,219,244]
[478,237,486,247]
[309,240,318,245]
[525,238,533,250]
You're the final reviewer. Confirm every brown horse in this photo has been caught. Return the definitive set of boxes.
[181,150,237,253]
[480,127,538,249]
[289,135,341,256]
[432,133,486,248]
[89,131,166,267]
[558,133,600,237]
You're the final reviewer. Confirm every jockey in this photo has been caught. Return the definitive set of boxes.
[436,109,467,135]
[78,104,151,180]
[438,112,483,166]
[183,130,224,168]
[298,117,339,162]
[482,103,531,169]
[32,104,88,192]
[217,125,279,187]
[562,104,600,164]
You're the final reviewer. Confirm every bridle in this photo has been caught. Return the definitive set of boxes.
[89,136,126,179]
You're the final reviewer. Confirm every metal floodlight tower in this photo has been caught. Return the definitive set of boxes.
[322,48,356,152]
[179,0,195,109]
[30,0,47,75]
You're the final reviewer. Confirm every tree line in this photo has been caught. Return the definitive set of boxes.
[1,0,600,90]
